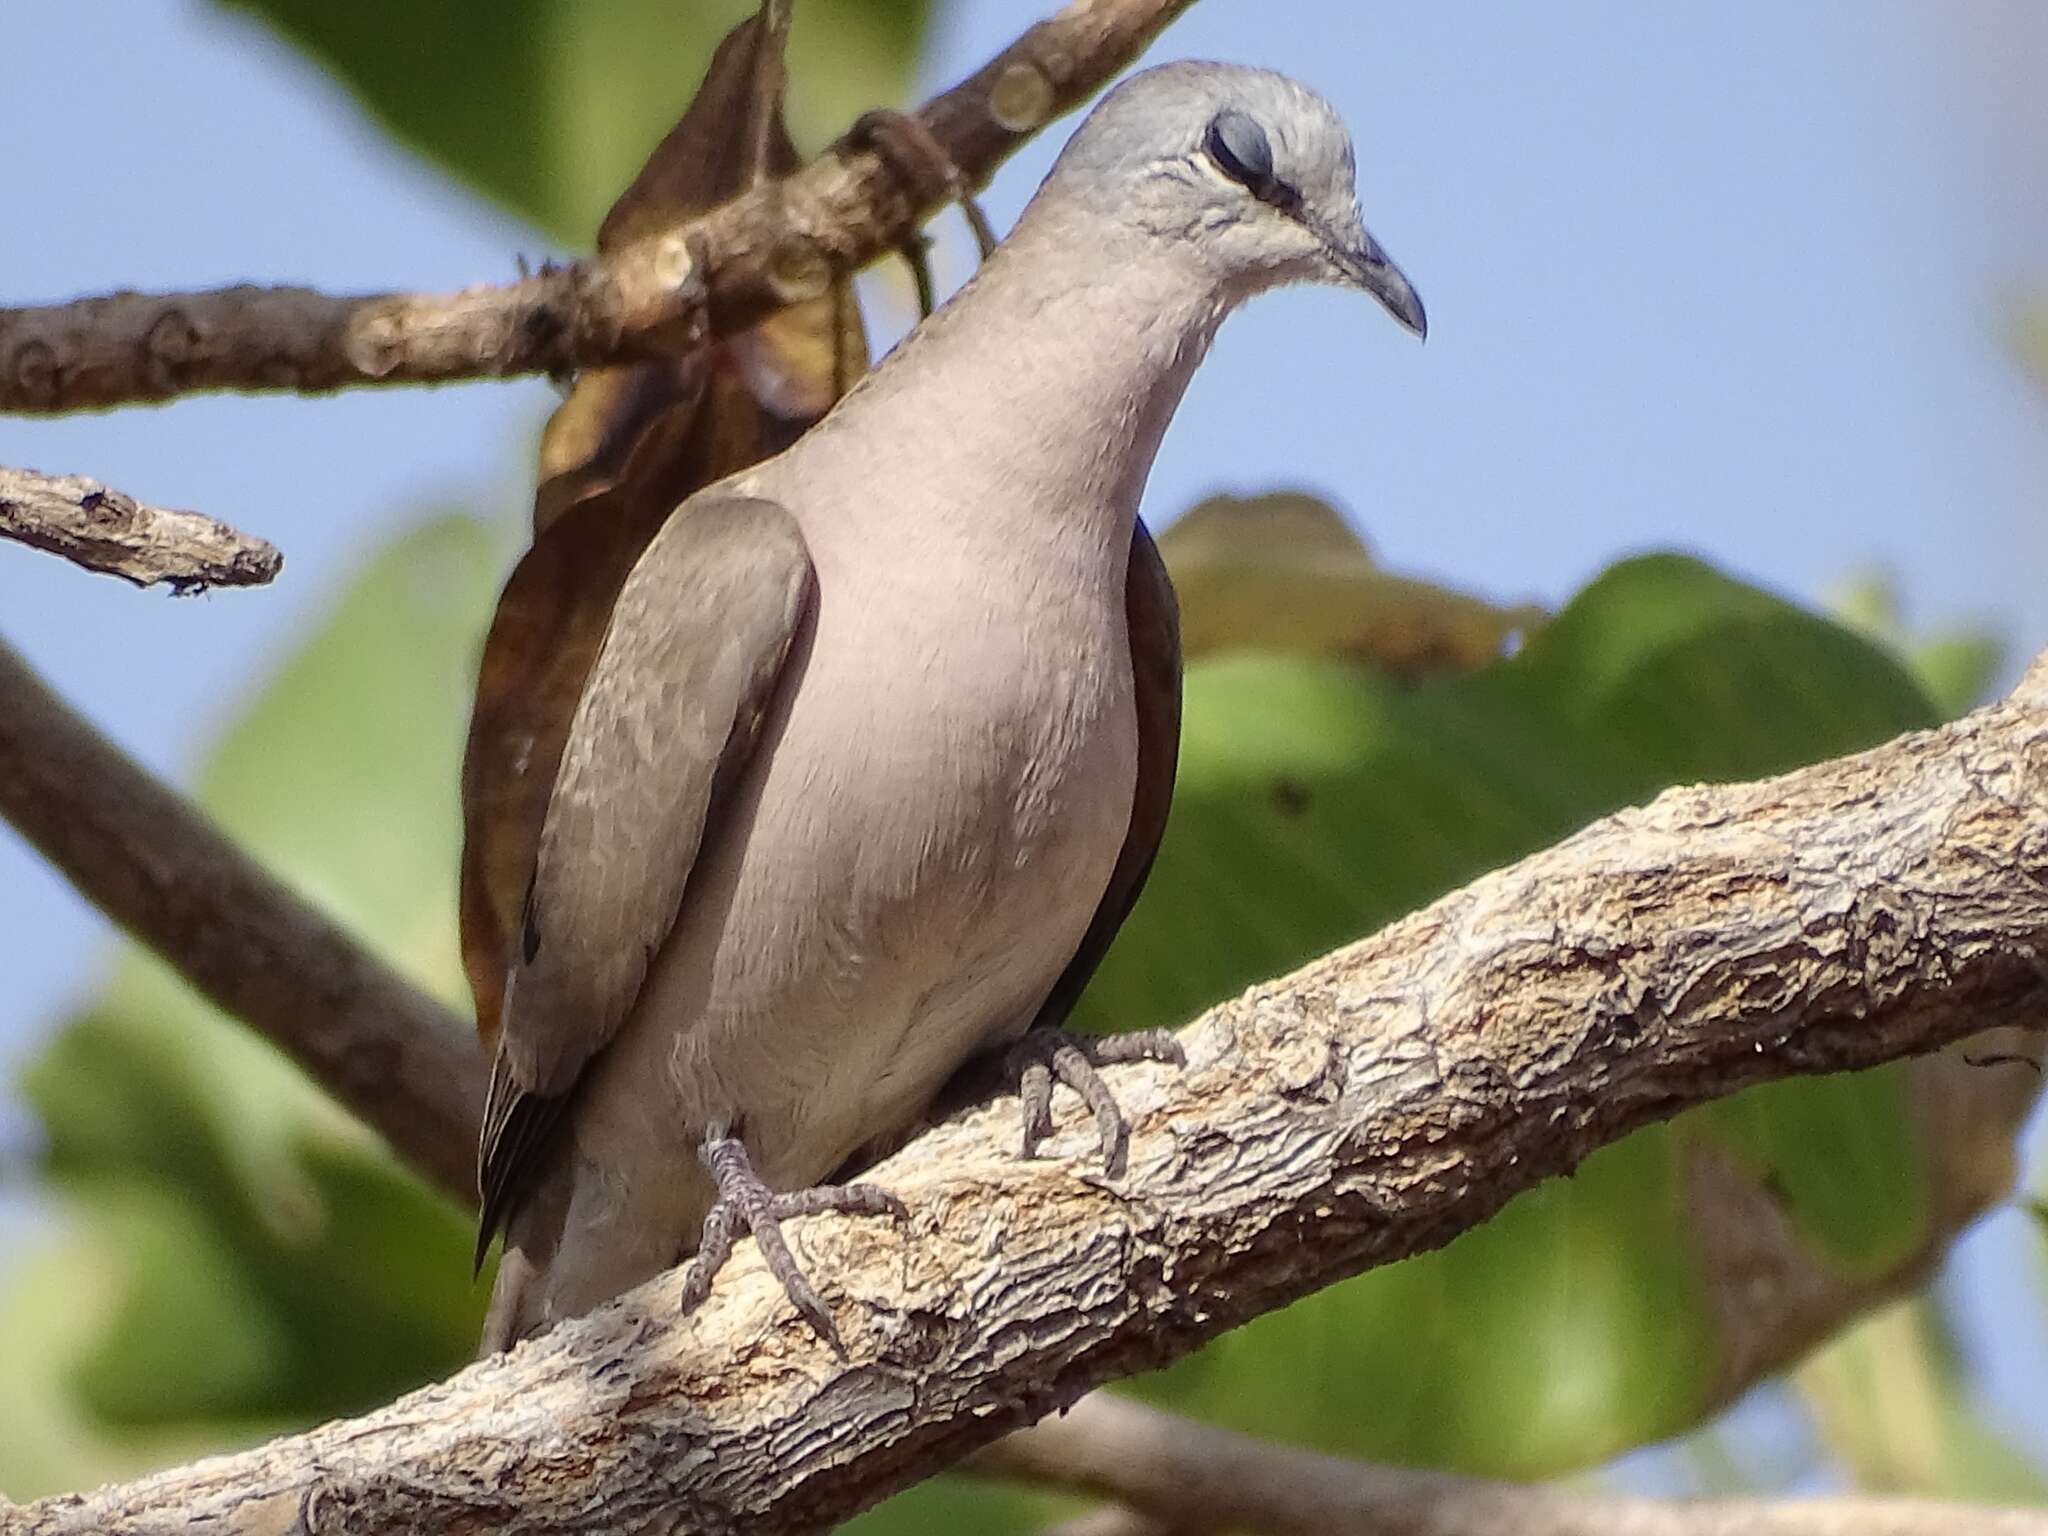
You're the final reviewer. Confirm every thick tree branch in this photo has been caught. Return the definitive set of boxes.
[0,465,280,591]
[0,637,482,1203]
[15,656,2048,1536]
[0,0,1196,414]
[981,1391,2048,1536]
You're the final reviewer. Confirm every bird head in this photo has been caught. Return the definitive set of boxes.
[1047,62,1427,338]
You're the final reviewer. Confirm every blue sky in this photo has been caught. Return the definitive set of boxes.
[3,0,2046,1466]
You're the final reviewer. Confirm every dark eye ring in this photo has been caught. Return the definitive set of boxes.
[1204,109,1302,213]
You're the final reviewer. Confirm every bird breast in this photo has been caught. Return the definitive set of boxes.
[630,520,1141,1189]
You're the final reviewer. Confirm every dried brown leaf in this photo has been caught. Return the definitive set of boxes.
[460,3,867,1048]
[1158,489,1545,677]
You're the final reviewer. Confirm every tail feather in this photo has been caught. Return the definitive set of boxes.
[475,1158,571,1357]
[478,1243,546,1356]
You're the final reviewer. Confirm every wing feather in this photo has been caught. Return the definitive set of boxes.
[1033,517,1183,1031]
[475,492,813,1258]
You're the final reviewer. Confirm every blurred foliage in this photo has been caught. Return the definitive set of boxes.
[4,1,2041,1517]
[1,518,504,1497]
[1060,548,1949,1479]
[216,0,931,244]
[1798,1300,2048,1501]
[1828,571,2007,718]
[2014,297,2048,394]
[11,502,2028,1513]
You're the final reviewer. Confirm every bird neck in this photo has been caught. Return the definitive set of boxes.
[802,216,1233,562]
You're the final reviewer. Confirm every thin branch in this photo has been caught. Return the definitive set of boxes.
[0,637,483,1203]
[0,465,280,591]
[15,654,2048,1536]
[0,0,1197,414]
[980,1391,2048,1536]
[0,256,708,415]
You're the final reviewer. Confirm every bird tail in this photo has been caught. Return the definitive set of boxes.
[475,1163,571,1356]
[478,1240,550,1356]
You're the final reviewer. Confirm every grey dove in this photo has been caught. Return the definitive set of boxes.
[476,59,1427,1353]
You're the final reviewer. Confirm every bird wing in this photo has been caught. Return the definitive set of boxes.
[1032,516,1183,1032]
[476,492,814,1260]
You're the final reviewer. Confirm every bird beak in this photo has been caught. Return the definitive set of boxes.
[1326,226,1427,340]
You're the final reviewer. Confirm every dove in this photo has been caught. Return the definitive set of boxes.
[477,60,1426,1352]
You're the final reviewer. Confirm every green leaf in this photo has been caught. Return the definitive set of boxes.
[1065,554,1956,1478]
[843,1473,1079,1536]
[217,0,932,243]
[1827,571,2006,718]
[1,516,506,1497]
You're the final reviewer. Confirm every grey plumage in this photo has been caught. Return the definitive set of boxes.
[478,60,1425,1351]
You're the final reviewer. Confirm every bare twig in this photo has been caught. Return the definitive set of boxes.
[14,654,2048,1536]
[0,254,709,415]
[0,638,483,1202]
[0,465,280,591]
[982,1392,2048,1536]
[0,0,1197,414]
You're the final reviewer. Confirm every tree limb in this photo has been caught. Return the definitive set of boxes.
[0,465,281,591]
[14,654,2048,1536]
[0,637,482,1203]
[0,0,1196,415]
[980,1391,2048,1536]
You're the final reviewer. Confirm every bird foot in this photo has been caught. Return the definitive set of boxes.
[1008,1027,1187,1176]
[845,108,998,317]
[678,1128,906,1355]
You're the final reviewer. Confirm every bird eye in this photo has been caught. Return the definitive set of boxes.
[1204,109,1301,212]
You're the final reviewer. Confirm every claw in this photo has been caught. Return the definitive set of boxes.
[1006,1027,1186,1176]
[677,1128,905,1354]
[1018,1052,1055,1156]
[846,107,999,318]
[900,231,938,320]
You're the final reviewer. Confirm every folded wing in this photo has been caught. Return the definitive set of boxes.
[476,493,815,1262]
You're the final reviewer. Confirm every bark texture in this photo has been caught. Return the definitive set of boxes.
[0,465,279,591]
[0,0,1196,414]
[14,656,2048,1536]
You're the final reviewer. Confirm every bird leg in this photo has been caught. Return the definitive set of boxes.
[1009,1027,1187,1177]
[845,108,999,318]
[677,1123,906,1354]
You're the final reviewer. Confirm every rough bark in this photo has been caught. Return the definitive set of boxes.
[14,655,2047,1536]
[0,465,280,591]
[0,0,1196,414]
[983,1392,2048,1536]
